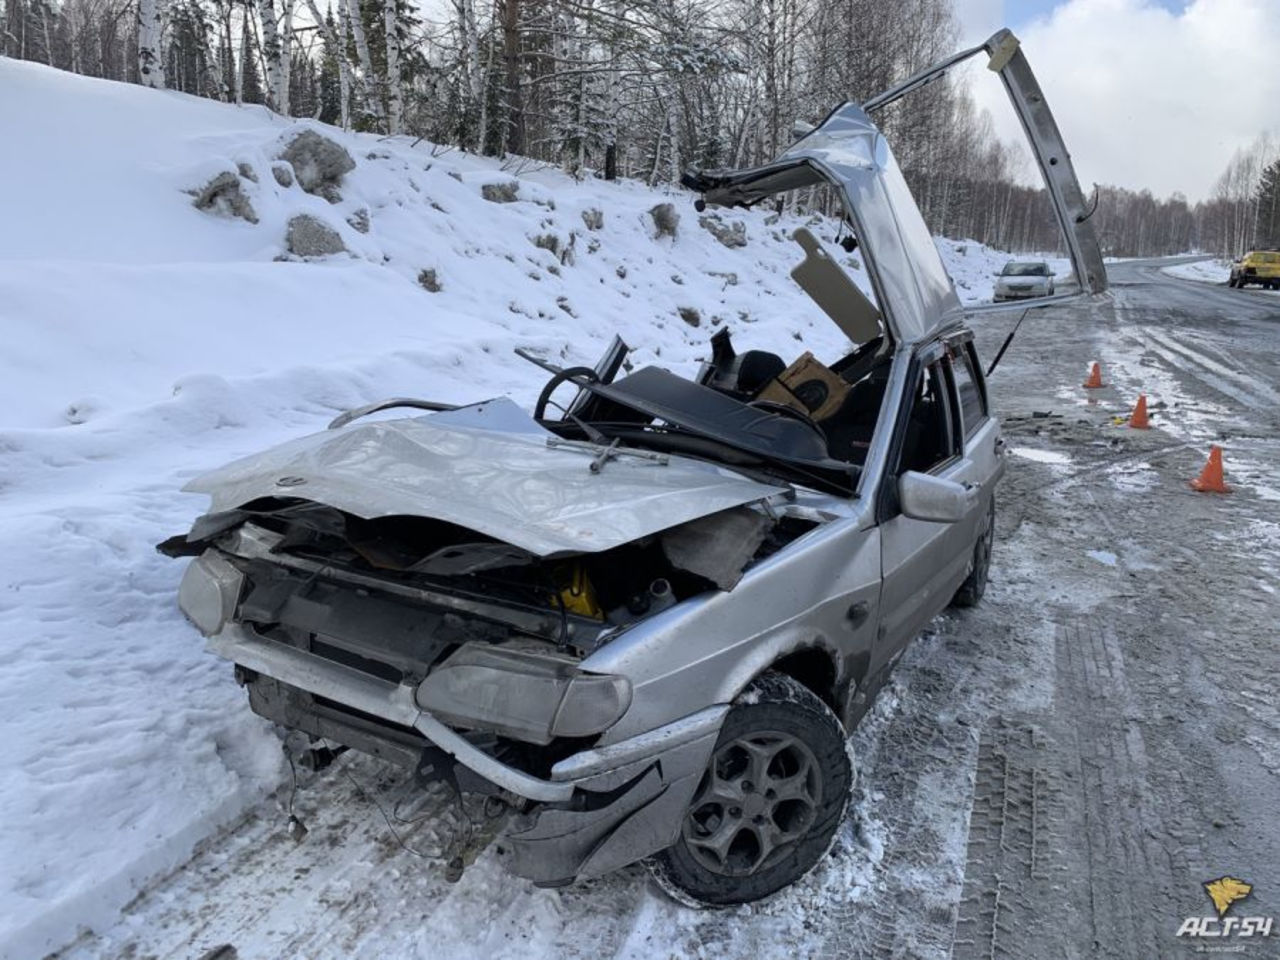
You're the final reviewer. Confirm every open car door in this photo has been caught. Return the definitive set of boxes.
[684,29,1106,341]
[862,28,1107,303]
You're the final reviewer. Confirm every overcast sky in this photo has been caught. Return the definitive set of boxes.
[949,0,1280,201]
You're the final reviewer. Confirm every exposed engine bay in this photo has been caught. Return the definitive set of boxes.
[160,462,824,765]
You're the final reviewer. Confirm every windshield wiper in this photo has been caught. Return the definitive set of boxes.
[545,435,670,473]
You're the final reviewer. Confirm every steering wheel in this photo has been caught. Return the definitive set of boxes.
[748,399,827,440]
[534,366,599,421]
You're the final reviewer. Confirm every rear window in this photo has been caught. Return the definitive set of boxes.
[951,346,987,438]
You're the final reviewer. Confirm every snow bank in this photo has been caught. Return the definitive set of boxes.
[1162,258,1230,285]
[0,57,1039,959]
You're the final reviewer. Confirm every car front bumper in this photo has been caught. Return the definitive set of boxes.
[206,623,724,883]
[994,286,1047,300]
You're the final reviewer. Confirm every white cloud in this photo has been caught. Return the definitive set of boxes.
[953,0,1006,44]
[961,0,1280,201]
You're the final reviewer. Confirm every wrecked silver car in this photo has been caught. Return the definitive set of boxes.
[161,30,1105,905]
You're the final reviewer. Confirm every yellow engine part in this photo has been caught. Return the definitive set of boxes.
[558,565,603,620]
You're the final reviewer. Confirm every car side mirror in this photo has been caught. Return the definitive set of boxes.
[898,471,976,523]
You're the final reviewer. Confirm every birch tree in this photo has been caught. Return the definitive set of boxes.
[382,0,401,133]
[341,0,381,126]
[257,0,281,107]
[278,0,293,113]
[137,0,164,87]
[453,0,482,148]
[255,0,295,113]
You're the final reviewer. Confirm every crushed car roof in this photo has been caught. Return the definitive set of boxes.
[685,29,1107,345]
[685,103,965,346]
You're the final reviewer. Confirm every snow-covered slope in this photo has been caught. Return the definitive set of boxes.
[0,58,1022,960]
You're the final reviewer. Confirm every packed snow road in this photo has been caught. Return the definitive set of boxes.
[48,260,1280,959]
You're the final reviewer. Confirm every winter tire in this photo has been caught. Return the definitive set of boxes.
[647,672,852,906]
[952,494,995,608]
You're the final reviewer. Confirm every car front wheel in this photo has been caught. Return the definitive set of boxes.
[647,672,852,906]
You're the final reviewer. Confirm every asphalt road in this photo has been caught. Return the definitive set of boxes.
[940,256,1280,960]
[54,259,1280,960]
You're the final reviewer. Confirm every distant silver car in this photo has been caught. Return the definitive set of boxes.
[162,29,1105,905]
[994,260,1055,300]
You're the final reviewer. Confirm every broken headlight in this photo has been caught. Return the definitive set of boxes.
[415,643,631,745]
[178,550,246,637]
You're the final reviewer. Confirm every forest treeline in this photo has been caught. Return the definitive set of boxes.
[4,0,1278,258]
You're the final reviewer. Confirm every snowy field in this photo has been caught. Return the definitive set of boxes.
[2,58,1036,960]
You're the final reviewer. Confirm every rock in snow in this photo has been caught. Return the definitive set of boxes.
[270,162,294,188]
[278,129,355,203]
[699,214,748,248]
[481,180,520,204]
[285,214,346,257]
[649,202,680,238]
[191,170,257,223]
[346,207,370,234]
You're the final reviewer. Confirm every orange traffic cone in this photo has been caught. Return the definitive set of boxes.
[1083,362,1104,389]
[1190,445,1231,493]
[1128,394,1150,429]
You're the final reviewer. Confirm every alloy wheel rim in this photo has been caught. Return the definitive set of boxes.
[682,731,822,877]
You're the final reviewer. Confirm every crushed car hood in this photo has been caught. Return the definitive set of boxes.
[184,399,789,557]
